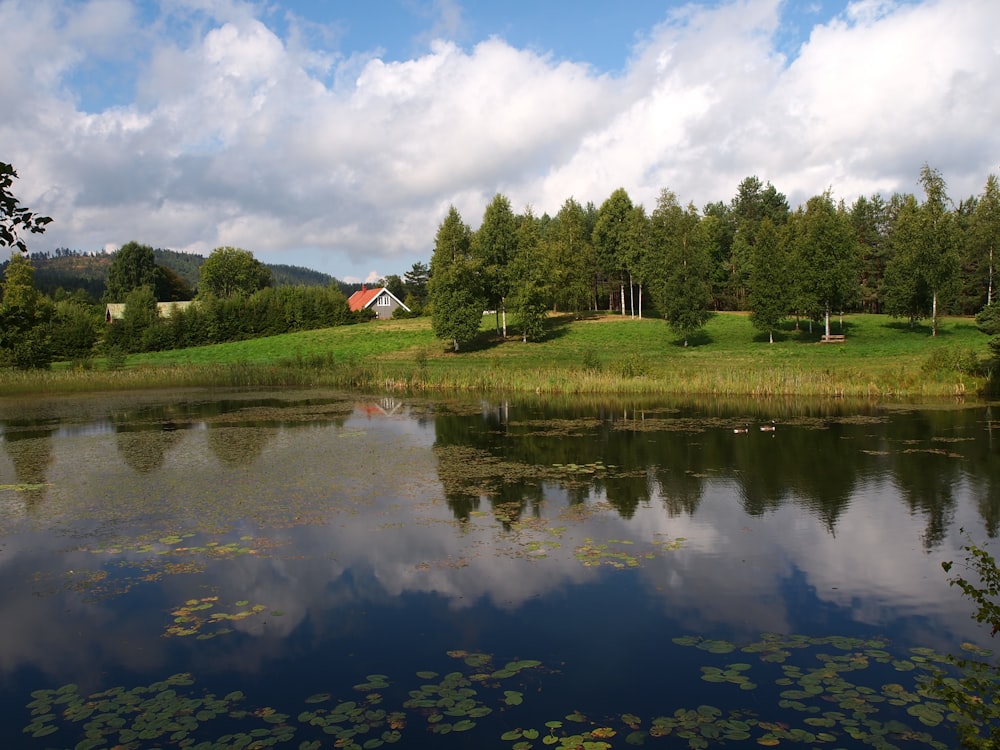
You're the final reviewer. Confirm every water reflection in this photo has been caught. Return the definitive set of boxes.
[0,390,998,748]
[0,423,54,507]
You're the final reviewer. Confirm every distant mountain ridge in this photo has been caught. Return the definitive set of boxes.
[16,248,347,300]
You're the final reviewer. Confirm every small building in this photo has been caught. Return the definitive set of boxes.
[347,286,410,320]
[105,301,195,323]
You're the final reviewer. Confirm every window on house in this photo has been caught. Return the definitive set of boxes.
[376,294,390,306]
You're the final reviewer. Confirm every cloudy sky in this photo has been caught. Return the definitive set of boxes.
[2,0,998,283]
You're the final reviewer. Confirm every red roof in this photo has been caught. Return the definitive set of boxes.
[348,287,383,312]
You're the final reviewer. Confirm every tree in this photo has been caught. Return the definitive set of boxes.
[971,175,1000,309]
[547,198,594,315]
[508,208,549,342]
[593,188,635,314]
[791,192,860,338]
[106,241,159,301]
[918,164,960,336]
[748,218,789,343]
[1,162,52,254]
[403,261,430,311]
[884,193,929,327]
[380,274,406,302]
[850,194,891,314]
[199,246,271,299]
[474,194,517,337]
[625,205,651,318]
[939,538,1000,748]
[104,285,159,353]
[728,177,789,310]
[702,201,737,310]
[429,206,482,351]
[0,254,53,368]
[884,167,960,336]
[156,264,195,302]
[649,191,712,346]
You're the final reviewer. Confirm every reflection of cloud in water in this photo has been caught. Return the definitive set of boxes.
[0,396,994,687]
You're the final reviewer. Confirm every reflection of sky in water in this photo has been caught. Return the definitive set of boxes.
[0,392,994,745]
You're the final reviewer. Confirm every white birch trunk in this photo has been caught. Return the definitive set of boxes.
[932,291,938,337]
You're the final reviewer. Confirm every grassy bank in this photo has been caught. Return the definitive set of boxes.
[1,312,993,398]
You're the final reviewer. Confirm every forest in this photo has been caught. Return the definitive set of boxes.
[429,165,999,349]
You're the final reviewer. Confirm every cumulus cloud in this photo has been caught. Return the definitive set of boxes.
[1,0,998,281]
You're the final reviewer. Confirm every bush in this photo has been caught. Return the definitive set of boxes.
[975,304,1000,336]
[614,352,651,378]
[581,348,602,373]
[922,347,985,377]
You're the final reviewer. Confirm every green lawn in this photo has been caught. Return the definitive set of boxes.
[7,312,993,398]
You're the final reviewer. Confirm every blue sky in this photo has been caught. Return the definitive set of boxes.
[2,0,996,283]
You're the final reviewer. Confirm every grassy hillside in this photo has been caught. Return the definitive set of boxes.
[8,311,991,399]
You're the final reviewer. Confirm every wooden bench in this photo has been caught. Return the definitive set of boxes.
[820,334,846,343]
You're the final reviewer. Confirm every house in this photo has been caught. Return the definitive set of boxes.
[347,286,410,320]
[105,301,195,323]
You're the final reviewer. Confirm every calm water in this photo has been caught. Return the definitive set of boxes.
[1,389,999,749]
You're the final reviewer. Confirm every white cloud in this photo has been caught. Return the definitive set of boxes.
[2,0,998,278]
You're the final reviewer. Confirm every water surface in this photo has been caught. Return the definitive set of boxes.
[1,389,998,748]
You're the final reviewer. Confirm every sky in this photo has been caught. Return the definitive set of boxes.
[2,0,998,284]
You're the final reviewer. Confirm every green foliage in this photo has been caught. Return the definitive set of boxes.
[791,191,860,332]
[649,191,713,344]
[938,538,1000,748]
[49,296,101,361]
[921,347,984,377]
[199,246,271,299]
[403,261,430,312]
[106,241,160,302]
[104,285,160,353]
[0,254,54,369]
[976,304,1000,336]
[430,206,482,351]
[592,188,635,306]
[885,167,961,335]
[0,161,52,253]
[614,352,650,378]
[508,208,549,341]
[474,194,517,327]
[749,218,790,342]
[547,197,595,315]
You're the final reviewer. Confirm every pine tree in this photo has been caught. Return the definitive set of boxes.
[429,206,482,351]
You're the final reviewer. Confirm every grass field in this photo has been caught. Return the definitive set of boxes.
[3,311,993,399]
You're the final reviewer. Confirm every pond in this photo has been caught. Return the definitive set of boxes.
[1,389,999,749]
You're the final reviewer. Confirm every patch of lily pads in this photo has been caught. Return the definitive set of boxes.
[23,634,991,749]
[164,596,273,639]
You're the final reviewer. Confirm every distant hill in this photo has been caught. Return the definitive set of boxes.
[11,248,344,300]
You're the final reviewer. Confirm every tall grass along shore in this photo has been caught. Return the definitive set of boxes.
[1,313,992,399]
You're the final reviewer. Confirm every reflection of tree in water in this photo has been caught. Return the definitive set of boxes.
[206,426,274,467]
[1,426,55,508]
[116,427,184,473]
[966,406,1000,538]
[429,398,998,543]
[887,411,966,549]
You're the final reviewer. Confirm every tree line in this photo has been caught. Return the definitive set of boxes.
[429,165,1000,349]
[0,240,361,369]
